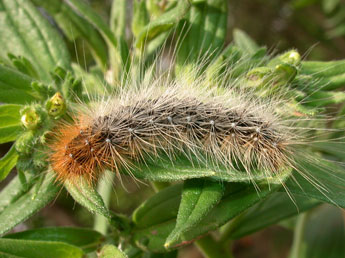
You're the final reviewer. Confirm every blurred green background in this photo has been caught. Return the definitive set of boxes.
[69,0,345,66]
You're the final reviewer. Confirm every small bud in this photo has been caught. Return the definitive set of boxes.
[268,50,301,67]
[285,50,301,66]
[246,67,272,88]
[273,63,297,84]
[21,108,40,130]
[15,130,35,155]
[46,92,66,118]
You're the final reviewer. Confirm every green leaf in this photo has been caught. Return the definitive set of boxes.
[0,145,18,181]
[224,192,320,240]
[0,238,83,258]
[132,0,150,38]
[110,0,127,39]
[0,64,37,104]
[165,179,224,247]
[0,171,59,235]
[0,174,36,213]
[7,54,39,79]
[130,161,218,182]
[31,0,108,70]
[176,0,228,74]
[64,177,111,219]
[66,0,116,49]
[129,154,291,183]
[109,0,130,81]
[303,91,345,107]
[229,46,268,78]
[179,183,278,246]
[284,160,345,208]
[132,182,278,252]
[311,142,345,161]
[135,0,191,49]
[0,0,71,81]
[0,104,22,144]
[293,205,345,258]
[233,28,259,55]
[308,73,345,91]
[4,227,103,253]
[66,0,129,79]
[133,184,183,229]
[301,60,345,78]
[54,5,107,70]
[205,44,242,82]
[99,244,127,258]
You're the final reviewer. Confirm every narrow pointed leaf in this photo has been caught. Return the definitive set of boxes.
[135,0,191,49]
[66,0,129,77]
[0,238,83,258]
[0,173,36,213]
[233,28,259,55]
[165,179,224,247]
[133,184,183,229]
[301,60,345,77]
[176,0,228,74]
[0,171,60,235]
[284,160,345,208]
[4,227,103,253]
[66,0,117,49]
[129,154,292,183]
[132,182,278,252]
[0,145,18,181]
[0,104,22,144]
[225,192,320,240]
[31,0,108,69]
[110,0,130,78]
[0,65,37,104]
[64,177,111,220]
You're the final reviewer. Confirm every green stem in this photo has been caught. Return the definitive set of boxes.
[93,171,115,234]
[289,212,308,258]
[195,235,233,258]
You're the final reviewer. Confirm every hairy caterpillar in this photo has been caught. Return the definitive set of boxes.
[49,70,300,186]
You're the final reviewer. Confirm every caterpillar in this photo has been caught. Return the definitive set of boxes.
[49,75,297,185]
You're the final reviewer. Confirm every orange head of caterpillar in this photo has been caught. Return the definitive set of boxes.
[49,114,108,185]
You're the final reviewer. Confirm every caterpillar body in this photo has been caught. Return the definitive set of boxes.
[50,79,295,185]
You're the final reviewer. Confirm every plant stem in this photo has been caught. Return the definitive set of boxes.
[195,235,233,258]
[289,212,308,258]
[94,171,115,234]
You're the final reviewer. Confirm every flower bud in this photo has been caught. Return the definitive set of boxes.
[15,130,35,155]
[21,107,40,130]
[246,67,272,88]
[46,92,66,118]
[273,63,297,84]
[268,50,301,67]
